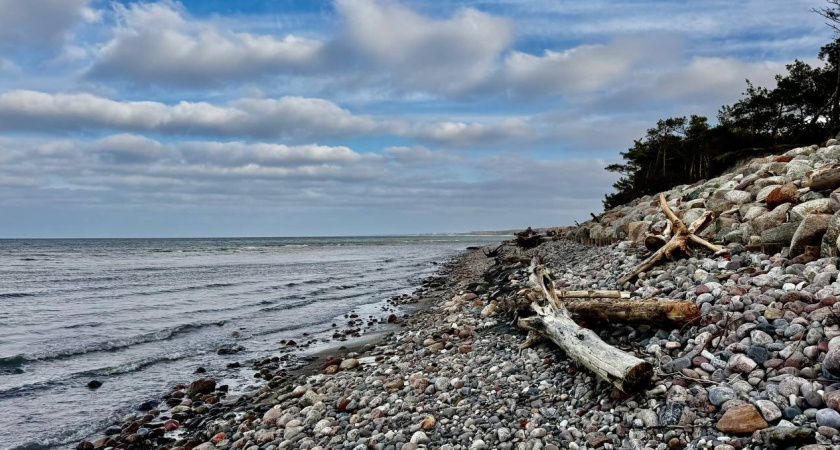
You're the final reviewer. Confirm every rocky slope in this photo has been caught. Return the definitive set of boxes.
[568,141,840,262]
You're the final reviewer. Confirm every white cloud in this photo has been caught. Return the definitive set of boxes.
[383,146,457,164]
[177,141,367,167]
[91,133,178,164]
[500,37,677,96]
[87,1,322,85]
[0,0,98,48]
[0,90,380,140]
[0,89,542,147]
[410,118,531,147]
[334,0,513,95]
[653,57,784,104]
[83,0,513,96]
[576,56,788,119]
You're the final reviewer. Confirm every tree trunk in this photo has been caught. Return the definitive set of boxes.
[566,299,700,328]
[558,290,631,299]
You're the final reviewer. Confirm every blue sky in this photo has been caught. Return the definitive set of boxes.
[0,0,832,237]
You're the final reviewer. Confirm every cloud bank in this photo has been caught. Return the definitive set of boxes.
[0,0,829,236]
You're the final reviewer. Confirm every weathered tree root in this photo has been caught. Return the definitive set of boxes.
[518,258,653,392]
[618,193,728,285]
[483,243,507,258]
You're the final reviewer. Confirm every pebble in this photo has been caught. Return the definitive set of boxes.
[816,408,840,428]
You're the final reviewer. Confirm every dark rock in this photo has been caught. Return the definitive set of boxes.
[761,426,815,450]
[664,357,691,372]
[761,222,801,244]
[709,386,737,406]
[87,380,102,389]
[747,346,770,365]
[782,406,802,419]
[188,378,216,396]
[138,400,157,411]
[659,402,686,426]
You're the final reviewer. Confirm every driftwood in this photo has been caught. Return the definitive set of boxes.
[515,227,545,249]
[518,258,653,392]
[618,193,728,285]
[518,289,697,326]
[559,290,630,299]
[483,243,507,258]
[566,299,700,328]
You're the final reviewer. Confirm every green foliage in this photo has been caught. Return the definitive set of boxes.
[603,37,840,210]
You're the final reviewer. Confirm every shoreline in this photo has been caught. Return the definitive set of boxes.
[75,247,482,450]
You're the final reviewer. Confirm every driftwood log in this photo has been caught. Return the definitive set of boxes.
[618,193,728,285]
[566,299,700,328]
[515,227,545,249]
[559,290,630,299]
[521,289,698,327]
[518,258,653,392]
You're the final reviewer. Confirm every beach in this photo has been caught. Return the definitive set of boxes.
[72,230,840,450]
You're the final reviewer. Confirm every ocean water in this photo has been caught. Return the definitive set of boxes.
[0,236,503,450]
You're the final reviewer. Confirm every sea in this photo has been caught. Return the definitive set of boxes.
[0,235,504,450]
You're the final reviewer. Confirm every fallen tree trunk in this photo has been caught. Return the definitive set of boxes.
[566,298,700,328]
[518,259,653,392]
[558,290,630,299]
[618,193,728,285]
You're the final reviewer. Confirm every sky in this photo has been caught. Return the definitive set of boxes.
[0,0,832,237]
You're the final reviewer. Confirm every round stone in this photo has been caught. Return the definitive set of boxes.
[816,408,840,429]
